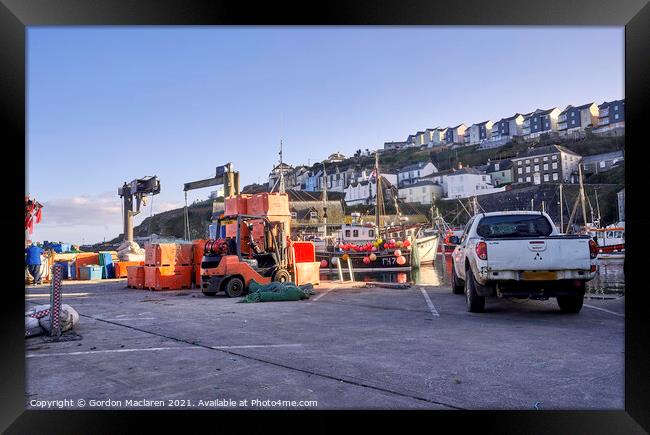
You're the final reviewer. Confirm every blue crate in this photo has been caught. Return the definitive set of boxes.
[98,252,113,266]
[102,263,115,279]
[79,265,102,280]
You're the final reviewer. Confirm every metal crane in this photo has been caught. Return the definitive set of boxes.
[182,163,240,240]
[118,176,161,243]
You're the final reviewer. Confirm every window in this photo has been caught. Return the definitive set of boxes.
[543,163,548,170]
[475,214,552,238]
[534,165,539,172]
[290,212,297,219]
[518,161,522,166]
[517,168,522,174]
[543,174,549,182]
[571,112,575,117]
[310,211,318,219]
[599,161,606,168]
[614,106,619,111]
[543,156,548,161]
[614,114,619,120]
[552,155,558,160]
[571,120,576,125]
[525,166,531,173]
[526,176,531,182]
[345,230,351,237]
[525,159,530,164]
[494,163,500,171]
[368,230,375,238]
[352,230,359,237]
[552,173,558,181]
[552,162,558,169]
[545,122,549,128]
[534,158,539,163]
[518,177,523,182]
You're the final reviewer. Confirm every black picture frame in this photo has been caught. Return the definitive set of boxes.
[2,0,648,432]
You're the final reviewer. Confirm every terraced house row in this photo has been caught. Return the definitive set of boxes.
[384,99,625,151]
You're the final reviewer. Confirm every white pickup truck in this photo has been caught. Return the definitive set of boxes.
[449,211,598,313]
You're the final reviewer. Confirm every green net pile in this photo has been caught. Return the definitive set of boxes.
[239,280,316,303]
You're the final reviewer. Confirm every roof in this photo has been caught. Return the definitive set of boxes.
[449,124,466,129]
[474,120,491,126]
[498,113,523,122]
[286,190,346,202]
[599,98,625,108]
[486,159,513,173]
[512,144,582,160]
[398,179,441,189]
[399,161,432,172]
[579,151,624,164]
[447,167,483,176]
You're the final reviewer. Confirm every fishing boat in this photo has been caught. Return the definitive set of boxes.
[587,223,625,259]
[316,215,413,272]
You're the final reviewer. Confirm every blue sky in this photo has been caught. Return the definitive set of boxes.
[27,26,623,244]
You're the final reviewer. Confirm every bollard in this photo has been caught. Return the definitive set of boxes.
[49,264,62,337]
[347,257,355,282]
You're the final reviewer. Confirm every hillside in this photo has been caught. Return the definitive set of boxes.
[299,134,624,175]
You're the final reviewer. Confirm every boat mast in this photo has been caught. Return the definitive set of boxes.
[578,165,587,229]
[322,161,328,237]
[278,139,285,194]
[594,187,602,227]
[559,183,564,233]
[375,152,382,233]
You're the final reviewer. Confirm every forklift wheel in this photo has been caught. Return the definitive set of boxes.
[224,277,245,298]
[273,269,291,283]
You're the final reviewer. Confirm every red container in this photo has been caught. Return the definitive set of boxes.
[144,265,193,291]
[126,266,145,289]
[291,241,316,263]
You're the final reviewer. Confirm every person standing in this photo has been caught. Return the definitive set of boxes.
[25,243,44,285]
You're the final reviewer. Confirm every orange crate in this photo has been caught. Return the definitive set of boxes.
[145,243,193,266]
[144,265,192,290]
[126,266,145,289]
[294,262,320,286]
[75,252,100,269]
[224,194,251,216]
[248,193,289,216]
[115,261,144,278]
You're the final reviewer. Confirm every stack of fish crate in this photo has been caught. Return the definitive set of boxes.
[142,243,193,291]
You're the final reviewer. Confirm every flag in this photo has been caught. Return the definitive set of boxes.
[35,206,42,224]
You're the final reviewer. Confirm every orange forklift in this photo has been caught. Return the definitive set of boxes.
[200,214,292,297]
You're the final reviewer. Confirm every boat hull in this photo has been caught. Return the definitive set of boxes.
[316,250,412,272]
[413,235,439,266]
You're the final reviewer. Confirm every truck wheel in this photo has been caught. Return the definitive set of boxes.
[224,277,245,298]
[273,269,291,283]
[451,262,464,295]
[557,294,584,313]
[465,266,485,313]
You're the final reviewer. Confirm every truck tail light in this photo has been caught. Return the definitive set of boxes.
[476,241,488,260]
[588,239,598,259]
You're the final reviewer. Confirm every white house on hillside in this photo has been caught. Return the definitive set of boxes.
[398,180,443,205]
[444,167,502,199]
[397,161,437,187]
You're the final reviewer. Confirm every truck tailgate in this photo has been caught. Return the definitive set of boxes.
[485,238,591,271]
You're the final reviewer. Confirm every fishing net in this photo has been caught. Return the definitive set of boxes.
[239,280,315,303]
